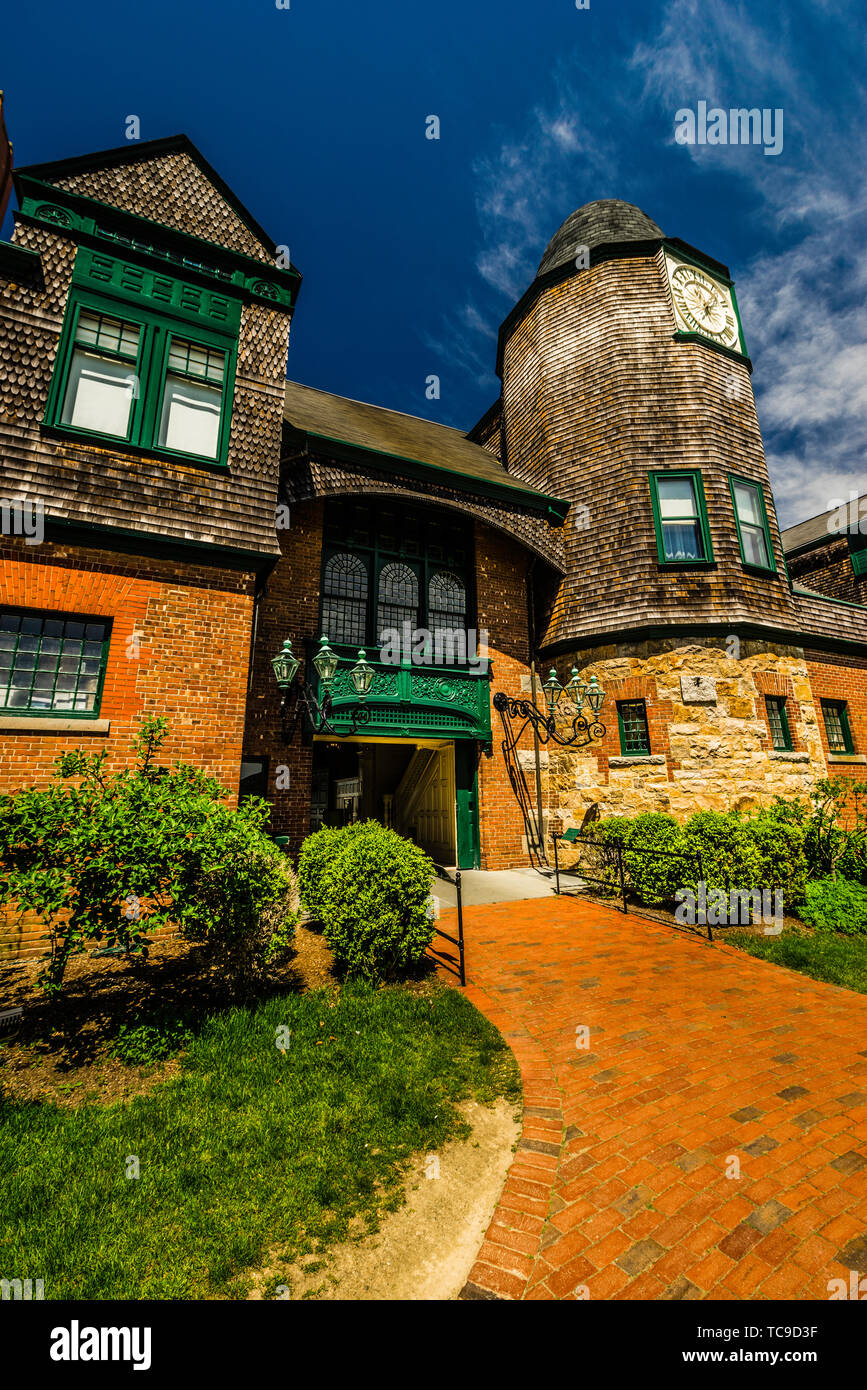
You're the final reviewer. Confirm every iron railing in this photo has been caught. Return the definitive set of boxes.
[425,869,466,986]
[552,833,710,940]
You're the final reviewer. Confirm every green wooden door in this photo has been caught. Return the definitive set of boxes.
[455,741,480,869]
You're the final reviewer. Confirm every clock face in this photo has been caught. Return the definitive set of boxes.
[666,257,742,352]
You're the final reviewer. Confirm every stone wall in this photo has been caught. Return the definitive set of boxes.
[524,635,850,833]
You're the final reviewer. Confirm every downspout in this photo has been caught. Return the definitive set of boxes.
[526,556,546,862]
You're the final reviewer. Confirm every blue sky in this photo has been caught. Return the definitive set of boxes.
[3,0,865,525]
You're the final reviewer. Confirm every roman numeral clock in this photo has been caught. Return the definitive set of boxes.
[664,252,745,355]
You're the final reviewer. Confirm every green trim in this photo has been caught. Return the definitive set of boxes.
[539,618,867,661]
[304,431,570,524]
[44,277,238,469]
[42,514,278,573]
[16,174,299,310]
[16,135,287,264]
[821,699,855,755]
[728,473,777,575]
[616,699,651,756]
[455,741,481,869]
[765,695,793,751]
[648,469,714,566]
[313,651,493,744]
[792,583,867,612]
[671,332,752,371]
[0,606,110,719]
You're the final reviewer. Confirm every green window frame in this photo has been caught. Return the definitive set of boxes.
[0,609,110,718]
[320,499,475,660]
[45,287,237,468]
[729,474,776,572]
[850,534,867,578]
[821,699,855,754]
[617,699,651,756]
[648,470,714,565]
[765,695,792,751]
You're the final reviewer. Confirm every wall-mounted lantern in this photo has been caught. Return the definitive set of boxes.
[271,634,374,741]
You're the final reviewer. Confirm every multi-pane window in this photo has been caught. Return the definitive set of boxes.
[158,338,226,460]
[650,472,712,563]
[61,310,141,439]
[821,699,855,754]
[617,699,651,756]
[766,695,793,751]
[0,611,109,715]
[730,476,775,571]
[429,571,466,632]
[319,500,473,651]
[322,553,368,646]
[377,562,419,639]
[47,288,235,465]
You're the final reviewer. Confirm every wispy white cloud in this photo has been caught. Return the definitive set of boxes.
[445,0,866,526]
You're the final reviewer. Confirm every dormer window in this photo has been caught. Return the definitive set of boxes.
[44,251,239,467]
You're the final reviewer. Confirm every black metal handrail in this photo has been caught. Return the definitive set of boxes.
[425,869,466,986]
[551,833,710,939]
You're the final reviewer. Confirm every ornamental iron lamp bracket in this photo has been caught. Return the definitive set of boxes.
[271,635,374,742]
[492,669,606,750]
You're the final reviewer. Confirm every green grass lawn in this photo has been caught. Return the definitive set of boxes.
[725,926,867,995]
[0,982,520,1300]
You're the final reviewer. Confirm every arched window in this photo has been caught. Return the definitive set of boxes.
[322,552,368,645]
[428,571,466,630]
[377,562,418,640]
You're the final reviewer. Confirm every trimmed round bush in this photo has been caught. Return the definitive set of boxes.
[798,877,867,935]
[319,824,435,981]
[297,821,377,920]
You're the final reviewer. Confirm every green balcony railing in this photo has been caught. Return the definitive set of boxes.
[310,645,493,742]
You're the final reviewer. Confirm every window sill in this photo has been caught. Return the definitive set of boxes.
[609,754,666,767]
[41,422,229,473]
[769,750,809,762]
[0,716,110,734]
[828,753,865,764]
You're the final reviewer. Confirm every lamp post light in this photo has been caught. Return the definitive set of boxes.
[271,634,374,741]
[493,666,607,750]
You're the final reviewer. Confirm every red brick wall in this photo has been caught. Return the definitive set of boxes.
[804,648,867,782]
[476,522,536,869]
[243,500,325,847]
[593,674,674,774]
[0,538,256,962]
[0,538,255,791]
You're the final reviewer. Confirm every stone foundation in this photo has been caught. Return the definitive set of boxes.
[526,636,847,831]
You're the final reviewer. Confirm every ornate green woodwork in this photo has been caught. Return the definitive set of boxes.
[313,648,492,743]
[16,175,298,310]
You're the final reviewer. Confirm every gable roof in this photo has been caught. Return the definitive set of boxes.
[283,380,569,522]
[781,493,867,554]
[15,134,280,260]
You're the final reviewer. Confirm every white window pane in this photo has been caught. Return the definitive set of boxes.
[62,350,136,436]
[158,375,222,458]
[742,523,770,567]
[734,482,763,528]
[658,477,698,518]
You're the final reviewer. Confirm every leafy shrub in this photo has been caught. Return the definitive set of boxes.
[798,877,867,935]
[297,821,375,921]
[606,812,686,905]
[0,717,299,994]
[111,1010,194,1066]
[319,824,435,981]
[592,805,808,908]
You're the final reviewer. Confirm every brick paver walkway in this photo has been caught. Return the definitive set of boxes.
[440,896,867,1301]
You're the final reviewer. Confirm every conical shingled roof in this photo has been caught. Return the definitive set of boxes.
[536,199,664,278]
